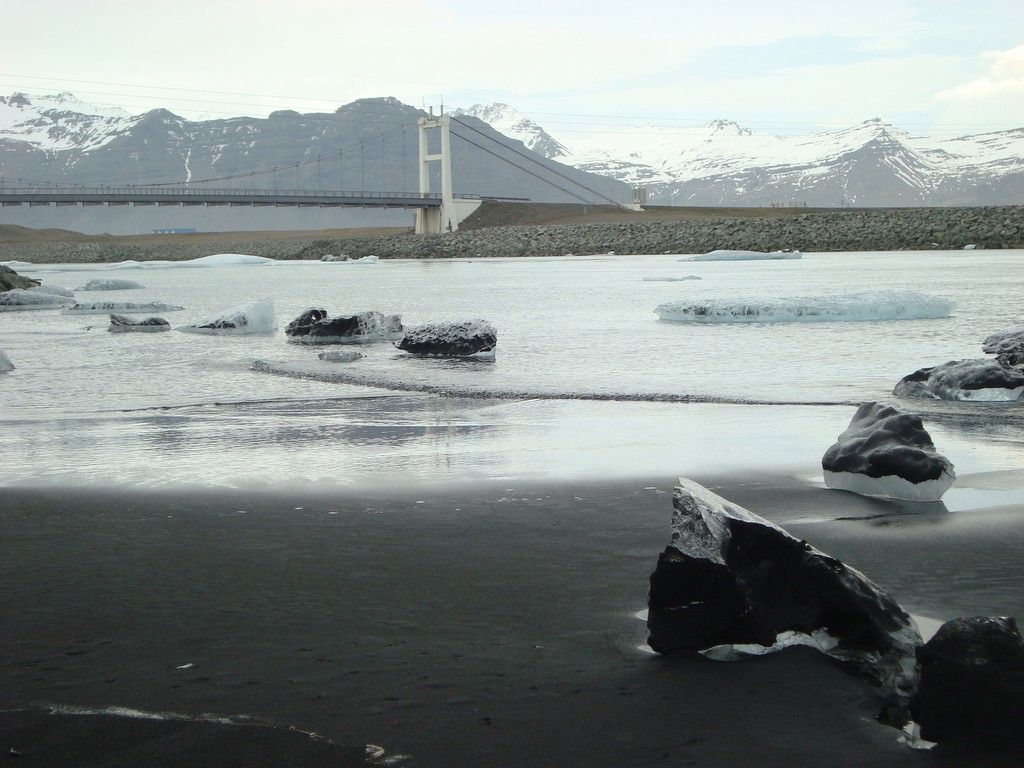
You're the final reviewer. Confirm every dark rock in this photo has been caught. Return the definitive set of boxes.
[911,616,1024,751]
[396,320,497,358]
[647,478,921,691]
[894,359,1024,401]
[285,309,402,344]
[821,401,955,501]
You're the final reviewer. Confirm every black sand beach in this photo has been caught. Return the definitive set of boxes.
[3,476,1022,767]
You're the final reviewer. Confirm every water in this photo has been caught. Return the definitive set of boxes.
[2,249,1022,490]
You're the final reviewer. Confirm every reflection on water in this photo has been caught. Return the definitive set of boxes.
[2,253,1022,492]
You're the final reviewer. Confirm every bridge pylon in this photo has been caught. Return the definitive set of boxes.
[415,113,480,234]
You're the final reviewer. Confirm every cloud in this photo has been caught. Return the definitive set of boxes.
[936,45,1024,102]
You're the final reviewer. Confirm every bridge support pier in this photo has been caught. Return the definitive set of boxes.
[415,113,480,234]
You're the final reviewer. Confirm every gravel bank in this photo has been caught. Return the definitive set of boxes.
[2,205,1022,263]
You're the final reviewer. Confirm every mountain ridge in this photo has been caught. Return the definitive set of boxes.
[456,103,1024,206]
[2,92,1022,208]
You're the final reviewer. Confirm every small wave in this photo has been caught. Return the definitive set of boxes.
[251,359,851,406]
[655,290,954,324]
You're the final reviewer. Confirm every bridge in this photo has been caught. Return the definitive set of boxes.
[0,187,446,209]
[1,112,627,234]
[0,115,481,233]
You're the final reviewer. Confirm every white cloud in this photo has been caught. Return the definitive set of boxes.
[931,45,1024,133]
[936,45,1024,101]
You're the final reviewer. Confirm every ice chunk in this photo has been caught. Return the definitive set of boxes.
[822,402,955,501]
[29,283,75,298]
[0,288,74,310]
[655,290,954,324]
[285,308,403,344]
[318,350,363,362]
[78,279,145,290]
[682,249,802,262]
[178,298,277,334]
[894,359,1024,402]
[982,324,1024,367]
[396,320,497,358]
[63,301,185,314]
[108,314,171,333]
[648,477,922,693]
[110,253,277,268]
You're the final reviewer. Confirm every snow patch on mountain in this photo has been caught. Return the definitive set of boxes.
[0,91,136,151]
[458,103,1024,202]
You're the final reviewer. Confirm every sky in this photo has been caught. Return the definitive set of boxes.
[1,0,1022,137]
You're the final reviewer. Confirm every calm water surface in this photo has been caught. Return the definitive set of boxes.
[2,249,1021,489]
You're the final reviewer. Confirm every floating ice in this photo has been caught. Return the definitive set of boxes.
[0,349,14,371]
[0,288,74,310]
[178,297,277,334]
[63,301,185,314]
[285,308,403,344]
[894,359,1024,402]
[29,283,75,298]
[108,314,171,333]
[318,349,363,363]
[78,278,145,290]
[642,275,702,282]
[655,290,954,324]
[396,319,497,358]
[319,253,378,263]
[986,328,1024,368]
[682,249,802,262]
[111,253,278,269]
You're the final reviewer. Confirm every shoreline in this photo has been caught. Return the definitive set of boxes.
[2,202,1022,263]
[3,476,1022,766]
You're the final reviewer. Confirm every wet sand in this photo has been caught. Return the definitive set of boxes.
[2,476,1022,766]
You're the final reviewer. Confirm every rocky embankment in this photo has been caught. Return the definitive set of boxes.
[2,204,1022,263]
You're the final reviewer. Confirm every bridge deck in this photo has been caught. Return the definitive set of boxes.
[0,187,446,208]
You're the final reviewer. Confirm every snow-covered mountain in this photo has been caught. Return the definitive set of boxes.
[2,92,1021,207]
[0,92,630,206]
[456,103,1024,206]
[0,91,134,152]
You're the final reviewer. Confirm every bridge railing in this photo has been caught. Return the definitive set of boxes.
[0,185,446,201]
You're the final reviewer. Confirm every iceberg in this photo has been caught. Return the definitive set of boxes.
[0,288,75,310]
[111,253,278,269]
[822,402,955,501]
[108,314,171,333]
[682,249,802,262]
[318,350,363,363]
[78,279,145,291]
[0,349,14,372]
[30,283,75,298]
[285,308,403,344]
[982,324,1024,368]
[178,298,277,334]
[62,301,185,314]
[655,290,954,324]
[647,478,921,692]
[396,320,497,358]
[894,359,1024,402]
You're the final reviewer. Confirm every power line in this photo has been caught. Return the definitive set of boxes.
[450,117,623,206]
